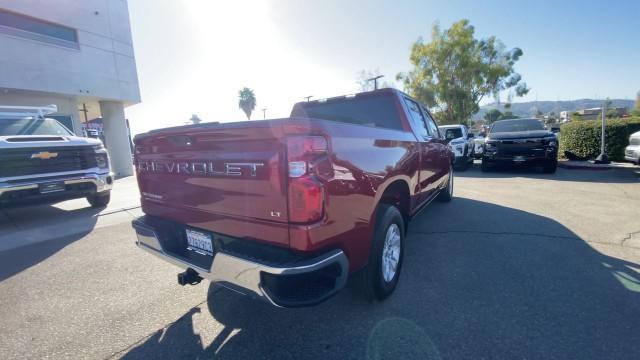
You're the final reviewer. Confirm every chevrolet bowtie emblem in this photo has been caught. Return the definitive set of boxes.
[31,151,59,160]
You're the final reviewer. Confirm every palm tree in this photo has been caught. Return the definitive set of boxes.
[238,87,256,120]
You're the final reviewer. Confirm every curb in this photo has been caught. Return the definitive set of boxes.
[557,162,612,171]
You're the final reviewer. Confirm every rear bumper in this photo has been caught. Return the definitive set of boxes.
[625,147,639,163]
[625,155,639,163]
[132,217,349,307]
[0,171,113,205]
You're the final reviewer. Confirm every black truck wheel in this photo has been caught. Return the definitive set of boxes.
[87,191,111,208]
[542,159,557,173]
[437,167,454,202]
[481,159,492,172]
[359,204,405,301]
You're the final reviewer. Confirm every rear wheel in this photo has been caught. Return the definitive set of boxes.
[437,167,453,202]
[359,204,405,301]
[87,191,111,208]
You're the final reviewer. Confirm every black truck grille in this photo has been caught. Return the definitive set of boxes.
[0,146,97,178]
[496,139,545,156]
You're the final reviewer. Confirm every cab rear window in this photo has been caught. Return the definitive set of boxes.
[292,95,403,130]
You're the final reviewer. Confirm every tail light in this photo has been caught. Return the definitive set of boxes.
[287,136,328,223]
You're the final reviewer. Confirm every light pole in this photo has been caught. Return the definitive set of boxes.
[262,108,267,120]
[366,75,384,90]
[594,101,610,164]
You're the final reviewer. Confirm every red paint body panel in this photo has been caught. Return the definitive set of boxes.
[134,89,452,272]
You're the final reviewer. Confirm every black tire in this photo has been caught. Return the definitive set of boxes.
[458,156,470,171]
[437,167,453,202]
[359,204,405,301]
[481,159,491,172]
[87,192,111,208]
[542,159,557,173]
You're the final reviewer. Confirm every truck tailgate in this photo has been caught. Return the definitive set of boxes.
[134,122,289,246]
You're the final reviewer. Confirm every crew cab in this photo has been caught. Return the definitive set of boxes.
[481,118,558,173]
[0,105,113,208]
[131,89,454,307]
[438,124,475,170]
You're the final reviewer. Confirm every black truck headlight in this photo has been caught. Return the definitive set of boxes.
[544,137,558,149]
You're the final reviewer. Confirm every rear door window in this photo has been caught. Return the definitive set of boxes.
[403,98,429,139]
[422,110,440,138]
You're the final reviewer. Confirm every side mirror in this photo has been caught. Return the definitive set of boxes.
[467,133,474,139]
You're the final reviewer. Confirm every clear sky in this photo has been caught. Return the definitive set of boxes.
[125,0,640,134]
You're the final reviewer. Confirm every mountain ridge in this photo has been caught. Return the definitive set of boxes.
[474,99,634,120]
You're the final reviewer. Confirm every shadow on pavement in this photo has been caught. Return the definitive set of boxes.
[456,161,640,183]
[121,198,640,360]
[0,205,100,281]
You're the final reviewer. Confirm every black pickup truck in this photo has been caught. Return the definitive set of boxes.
[481,118,558,173]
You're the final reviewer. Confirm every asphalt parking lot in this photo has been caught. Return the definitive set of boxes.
[1,163,639,359]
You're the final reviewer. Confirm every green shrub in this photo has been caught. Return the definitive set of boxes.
[559,117,640,161]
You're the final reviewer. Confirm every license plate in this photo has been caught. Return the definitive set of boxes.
[39,181,65,194]
[185,228,213,255]
[513,156,526,162]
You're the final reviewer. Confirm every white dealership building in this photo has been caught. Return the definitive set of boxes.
[0,0,140,177]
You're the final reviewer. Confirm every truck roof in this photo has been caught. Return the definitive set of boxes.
[0,104,57,118]
[291,88,400,108]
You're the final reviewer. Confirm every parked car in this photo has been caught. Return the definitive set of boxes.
[473,132,486,159]
[481,118,558,173]
[625,131,640,164]
[131,89,454,307]
[438,124,475,170]
[0,105,113,207]
[548,125,561,136]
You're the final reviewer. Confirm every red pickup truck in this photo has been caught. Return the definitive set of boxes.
[132,89,453,307]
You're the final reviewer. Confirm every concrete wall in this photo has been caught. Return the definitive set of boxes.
[0,0,140,104]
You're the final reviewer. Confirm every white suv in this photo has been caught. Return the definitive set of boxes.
[625,131,640,165]
[438,124,475,170]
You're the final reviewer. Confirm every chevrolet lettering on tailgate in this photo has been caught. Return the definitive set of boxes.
[137,161,264,177]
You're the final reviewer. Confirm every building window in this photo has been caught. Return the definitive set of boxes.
[0,9,78,49]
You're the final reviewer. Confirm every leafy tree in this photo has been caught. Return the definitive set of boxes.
[483,109,503,123]
[432,111,456,125]
[397,19,529,126]
[238,87,256,120]
[189,114,202,124]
